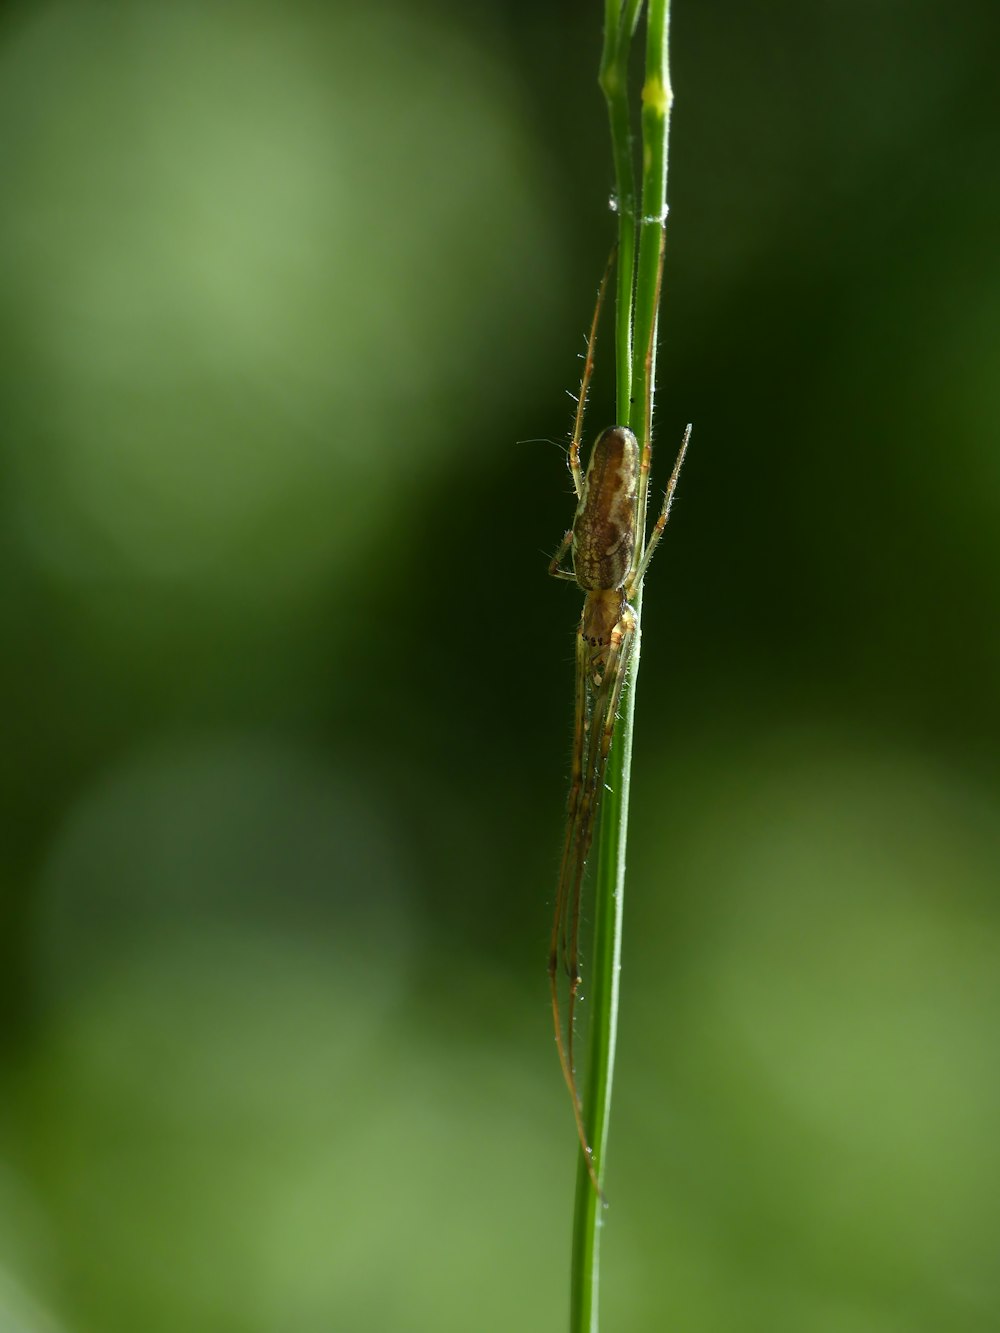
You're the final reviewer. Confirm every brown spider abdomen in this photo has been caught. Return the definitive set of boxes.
[572,426,639,592]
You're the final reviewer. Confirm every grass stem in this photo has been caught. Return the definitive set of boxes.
[568,3,675,1328]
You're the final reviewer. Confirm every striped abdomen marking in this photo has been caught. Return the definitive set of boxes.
[572,426,639,592]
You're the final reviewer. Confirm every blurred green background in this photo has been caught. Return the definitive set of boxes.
[1,1,998,1330]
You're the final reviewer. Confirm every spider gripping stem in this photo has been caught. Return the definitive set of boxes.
[548,235,689,1203]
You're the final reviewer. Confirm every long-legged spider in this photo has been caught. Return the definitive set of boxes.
[548,239,689,1194]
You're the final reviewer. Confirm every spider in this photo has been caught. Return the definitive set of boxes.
[547,239,689,1194]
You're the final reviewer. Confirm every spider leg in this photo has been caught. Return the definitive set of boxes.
[628,423,690,596]
[563,610,636,1085]
[550,606,636,1199]
[549,629,589,991]
[631,228,667,585]
[568,247,616,498]
[548,528,576,581]
[548,628,602,1193]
